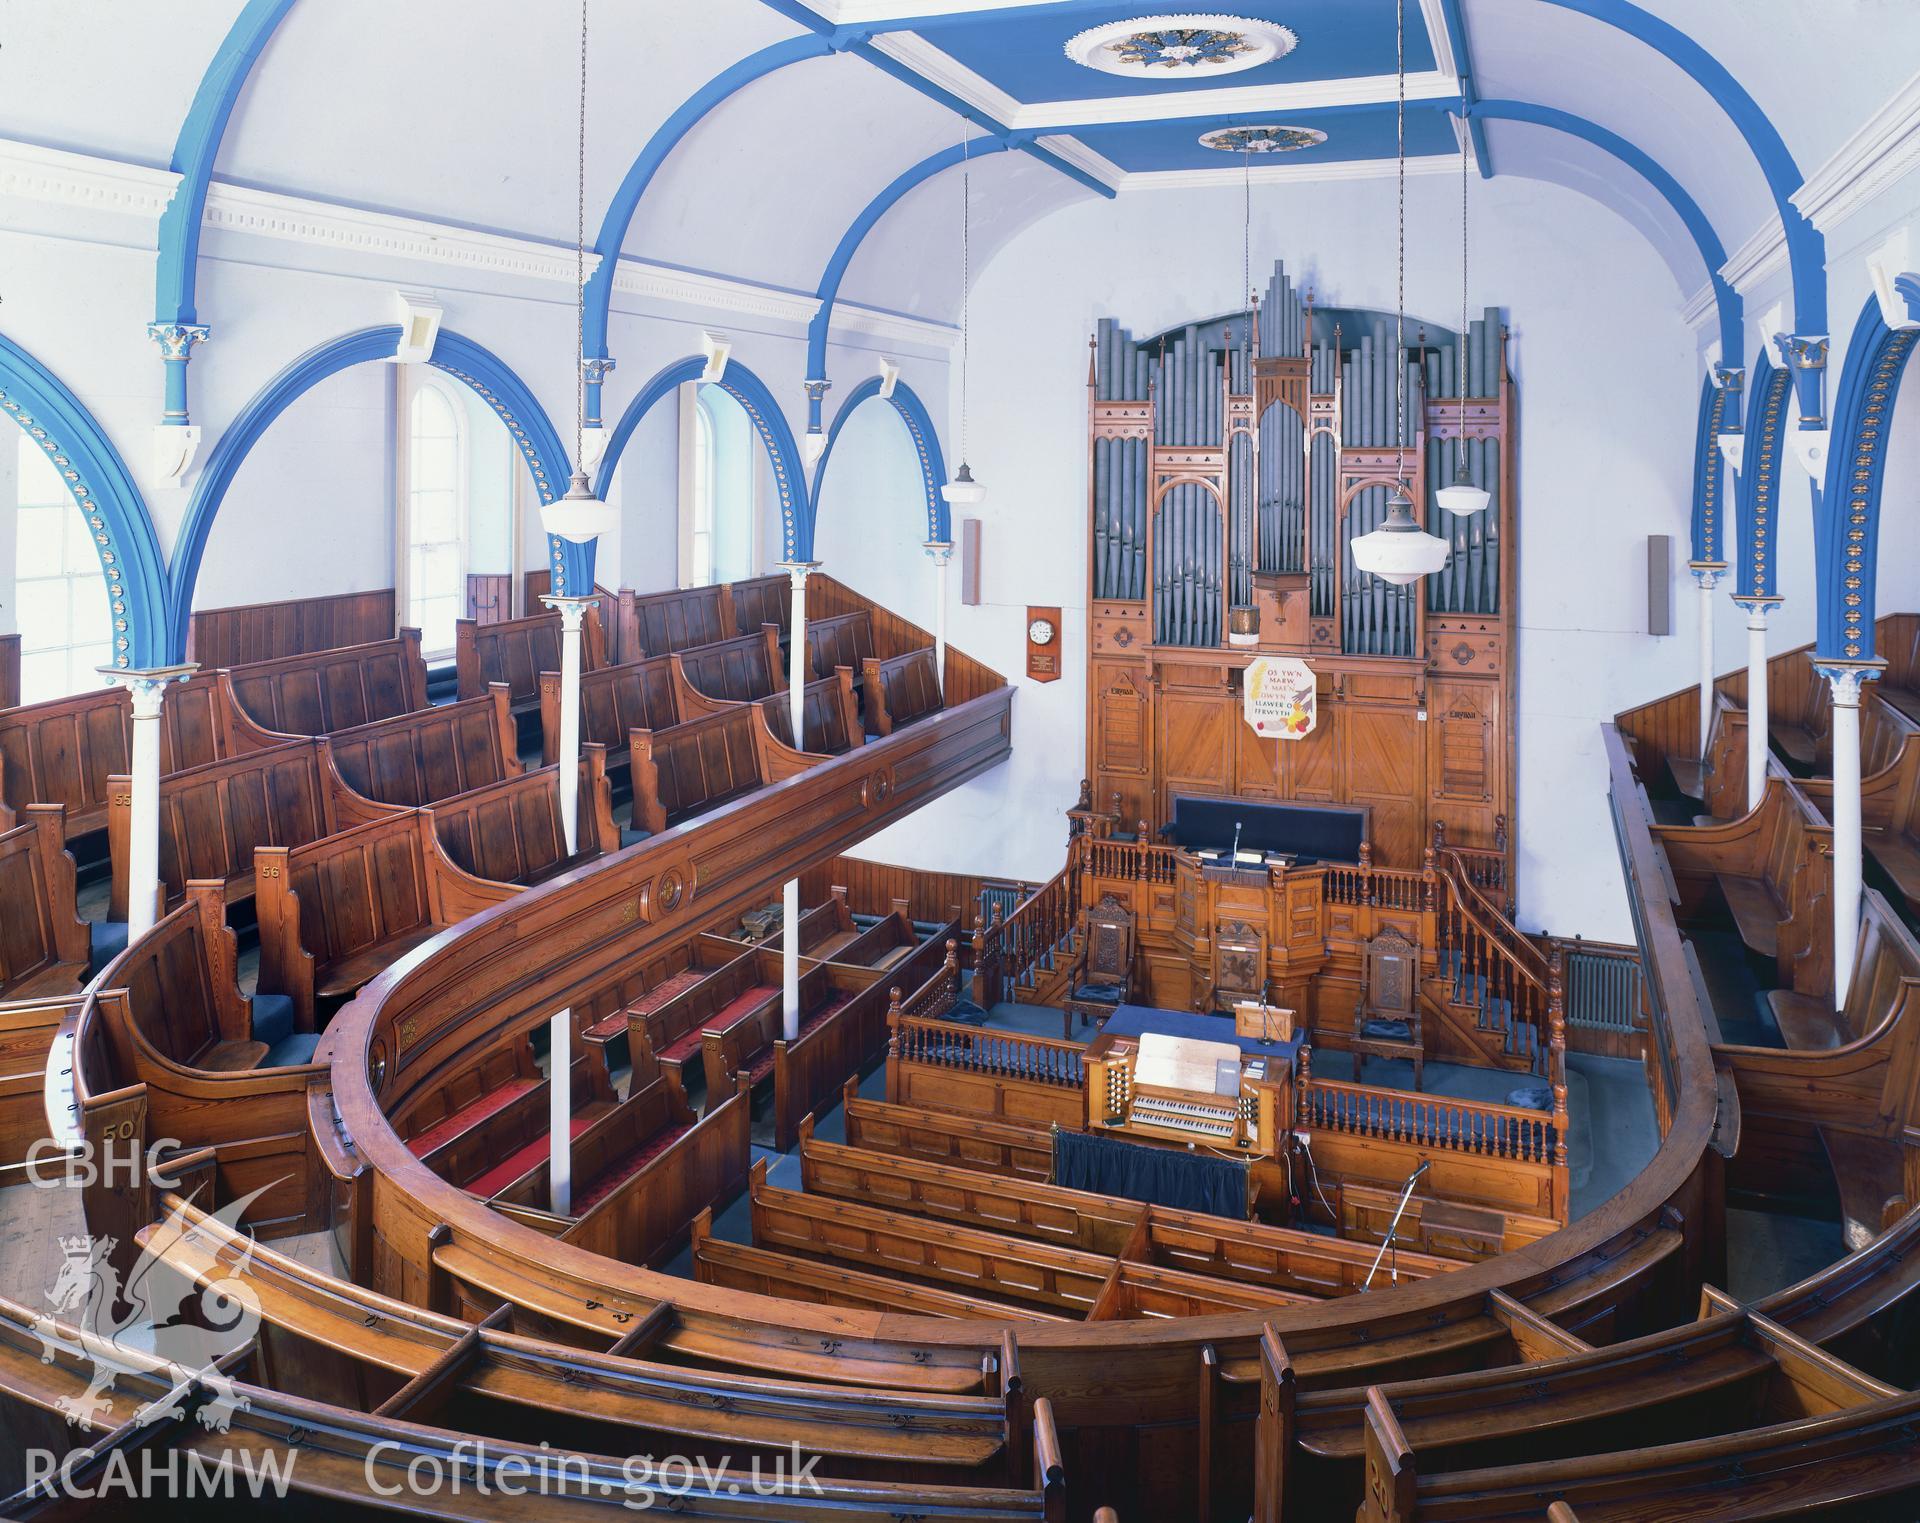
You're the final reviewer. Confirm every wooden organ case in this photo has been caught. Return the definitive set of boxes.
[1084,260,1517,881]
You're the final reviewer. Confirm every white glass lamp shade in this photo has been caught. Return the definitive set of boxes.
[941,461,986,506]
[1434,462,1490,516]
[1350,486,1449,585]
[540,470,617,544]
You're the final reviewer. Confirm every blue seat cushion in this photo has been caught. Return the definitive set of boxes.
[1507,1084,1553,1112]
[88,921,129,976]
[944,999,989,1026]
[249,993,298,1050]
[619,825,650,848]
[262,1032,322,1068]
[1071,983,1125,1005]
[1361,1017,1414,1042]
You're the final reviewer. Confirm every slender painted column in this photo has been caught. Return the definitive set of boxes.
[538,593,594,1216]
[102,665,197,940]
[779,560,820,1040]
[1816,661,1884,1006]
[147,324,209,479]
[1689,562,1725,759]
[925,539,953,689]
[1734,598,1780,813]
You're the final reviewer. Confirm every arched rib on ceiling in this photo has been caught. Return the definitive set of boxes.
[1469,99,1740,360]
[805,138,1012,432]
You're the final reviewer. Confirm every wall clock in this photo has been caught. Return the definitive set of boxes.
[1027,606,1062,683]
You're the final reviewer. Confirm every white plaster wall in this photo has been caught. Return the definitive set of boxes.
[813,400,936,625]
[856,171,1702,945]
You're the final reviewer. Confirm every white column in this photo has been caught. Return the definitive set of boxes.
[537,593,593,1218]
[539,594,596,855]
[1739,600,1778,814]
[1689,564,1725,760]
[778,561,820,1041]
[925,539,953,690]
[1819,662,1883,1008]
[101,665,196,939]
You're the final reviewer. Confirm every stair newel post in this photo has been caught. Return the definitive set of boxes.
[886,986,904,1102]
[1359,840,1375,907]
[1137,821,1150,882]
[1548,943,1569,1163]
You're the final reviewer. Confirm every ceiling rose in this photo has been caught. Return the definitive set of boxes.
[1064,14,1298,78]
[1198,124,1328,153]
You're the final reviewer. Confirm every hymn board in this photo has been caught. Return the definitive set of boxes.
[1084,259,1517,880]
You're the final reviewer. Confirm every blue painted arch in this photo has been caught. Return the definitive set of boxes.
[806,139,1013,428]
[814,376,951,545]
[1688,378,1734,568]
[166,326,583,661]
[596,356,812,562]
[0,331,170,670]
[1731,355,1790,604]
[1814,279,1920,662]
[1470,100,1740,361]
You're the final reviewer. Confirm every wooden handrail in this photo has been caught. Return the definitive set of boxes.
[889,1011,1086,1089]
[1297,1073,1559,1166]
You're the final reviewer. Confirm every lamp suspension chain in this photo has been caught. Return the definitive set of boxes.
[1460,118,1469,426]
[576,0,588,468]
[1395,0,1405,461]
[961,128,971,463]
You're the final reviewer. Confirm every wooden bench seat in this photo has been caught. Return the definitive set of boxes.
[625,946,792,1087]
[0,805,88,999]
[406,1075,539,1161]
[416,1049,616,1194]
[702,967,852,1098]
[318,683,520,806]
[629,702,824,836]
[223,629,430,735]
[752,670,864,756]
[467,1108,609,1198]
[842,1089,1056,1181]
[109,734,405,921]
[0,667,251,841]
[1717,871,1786,956]
[187,587,397,669]
[693,1216,1066,1321]
[668,625,785,707]
[806,609,875,682]
[610,582,733,658]
[540,649,681,781]
[863,646,943,736]
[456,604,608,726]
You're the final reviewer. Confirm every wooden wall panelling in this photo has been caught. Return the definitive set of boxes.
[187,588,397,670]
[0,633,18,712]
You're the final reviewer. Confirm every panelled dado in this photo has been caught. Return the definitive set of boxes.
[1084,265,1517,876]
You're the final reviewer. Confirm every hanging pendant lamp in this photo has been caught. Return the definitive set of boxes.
[942,129,986,507]
[543,0,617,546]
[1435,118,1491,517]
[1350,0,1448,587]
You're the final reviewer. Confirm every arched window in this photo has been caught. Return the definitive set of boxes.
[12,430,112,703]
[681,384,757,587]
[403,379,466,657]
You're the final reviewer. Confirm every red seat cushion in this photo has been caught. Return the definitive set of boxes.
[465,1111,598,1199]
[407,1077,538,1157]
[571,1122,692,1213]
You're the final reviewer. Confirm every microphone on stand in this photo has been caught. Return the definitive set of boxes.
[1232,819,1243,862]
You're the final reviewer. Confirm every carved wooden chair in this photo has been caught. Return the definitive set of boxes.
[1353,927,1424,1089]
[1063,894,1137,1038]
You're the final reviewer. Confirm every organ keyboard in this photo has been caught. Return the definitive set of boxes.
[1083,1030,1288,1157]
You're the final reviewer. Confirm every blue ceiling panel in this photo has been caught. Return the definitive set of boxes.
[923,1,1440,103]
[1069,100,1458,172]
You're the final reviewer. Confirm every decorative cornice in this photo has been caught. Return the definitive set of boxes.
[0,137,957,354]
[1121,154,1461,193]
[1792,66,1920,235]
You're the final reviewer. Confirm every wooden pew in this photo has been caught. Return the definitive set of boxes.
[669,624,785,707]
[627,946,787,1089]
[807,608,875,680]
[317,682,522,807]
[756,669,864,755]
[254,812,519,1025]
[143,1194,1020,1472]
[222,629,430,735]
[0,804,88,998]
[703,890,861,956]
[576,935,746,1067]
[0,667,260,841]
[729,572,791,635]
[1802,693,1920,917]
[426,1051,621,1198]
[425,747,619,882]
[611,583,734,659]
[863,646,944,736]
[399,1037,560,1178]
[539,649,682,784]
[693,1210,1068,1321]
[186,587,397,669]
[841,1088,1056,1181]
[628,702,824,836]
[827,904,928,970]
[92,881,317,1072]
[0,987,71,1166]
[1337,1180,1559,1260]
[558,1073,754,1266]
[455,603,607,730]
[107,736,404,921]
[701,965,857,1103]
[1653,773,1832,990]
[748,1161,1117,1314]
